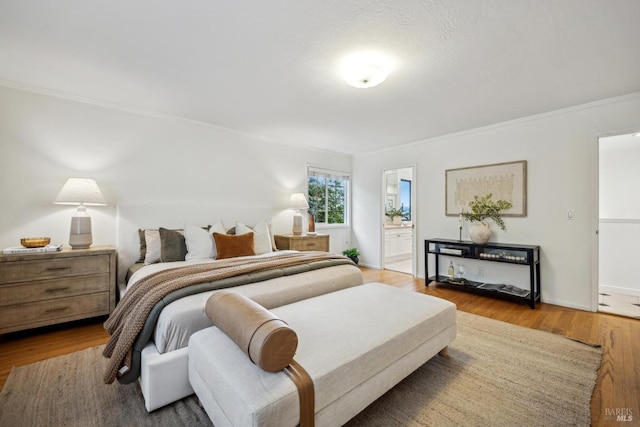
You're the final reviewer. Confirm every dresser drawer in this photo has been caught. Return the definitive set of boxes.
[0,255,109,284]
[0,274,110,307]
[0,292,110,332]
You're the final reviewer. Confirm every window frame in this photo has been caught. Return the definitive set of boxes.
[306,166,351,228]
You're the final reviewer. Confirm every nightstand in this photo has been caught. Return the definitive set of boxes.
[274,234,330,252]
[0,246,116,334]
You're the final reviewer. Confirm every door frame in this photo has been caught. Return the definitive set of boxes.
[381,164,417,276]
[593,129,640,312]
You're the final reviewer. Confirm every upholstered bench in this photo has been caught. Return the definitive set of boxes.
[188,282,457,426]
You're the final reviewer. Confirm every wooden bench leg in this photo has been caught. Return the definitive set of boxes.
[438,346,449,357]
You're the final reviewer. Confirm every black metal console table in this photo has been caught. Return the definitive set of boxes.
[425,238,541,309]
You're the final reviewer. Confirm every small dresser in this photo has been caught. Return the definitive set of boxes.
[274,234,330,252]
[0,246,116,334]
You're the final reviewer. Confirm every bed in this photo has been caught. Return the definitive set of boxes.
[105,217,364,412]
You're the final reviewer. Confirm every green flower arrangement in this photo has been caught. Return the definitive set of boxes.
[385,206,404,220]
[461,194,513,231]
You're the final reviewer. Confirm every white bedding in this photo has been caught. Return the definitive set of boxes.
[129,254,364,412]
[125,250,298,295]
[125,251,357,353]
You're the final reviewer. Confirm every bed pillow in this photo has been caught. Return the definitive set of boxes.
[159,228,187,262]
[143,229,161,264]
[184,225,214,261]
[137,229,146,263]
[268,223,277,251]
[210,221,226,258]
[213,232,255,259]
[236,220,273,255]
[185,222,226,261]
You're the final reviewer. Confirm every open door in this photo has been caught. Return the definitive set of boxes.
[598,133,640,318]
[383,167,415,275]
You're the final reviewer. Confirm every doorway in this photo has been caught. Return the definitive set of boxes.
[598,132,640,318]
[383,167,415,275]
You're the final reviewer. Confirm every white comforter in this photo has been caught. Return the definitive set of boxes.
[125,251,354,353]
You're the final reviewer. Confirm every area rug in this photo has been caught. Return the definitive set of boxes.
[0,311,601,427]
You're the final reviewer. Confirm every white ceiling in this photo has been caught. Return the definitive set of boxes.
[1,0,639,155]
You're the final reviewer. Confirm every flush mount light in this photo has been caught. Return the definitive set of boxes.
[340,51,393,89]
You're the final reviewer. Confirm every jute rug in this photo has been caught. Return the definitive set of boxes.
[0,311,601,427]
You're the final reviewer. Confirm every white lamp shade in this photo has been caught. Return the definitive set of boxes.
[289,193,309,210]
[54,178,107,206]
[54,178,106,249]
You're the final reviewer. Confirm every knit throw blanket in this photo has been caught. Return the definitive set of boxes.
[102,251,348,384]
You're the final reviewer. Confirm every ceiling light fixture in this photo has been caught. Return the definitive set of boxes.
[340,51,393,89]
[633,132,640,137]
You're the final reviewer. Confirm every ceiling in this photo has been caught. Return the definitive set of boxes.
[1,1,639,155]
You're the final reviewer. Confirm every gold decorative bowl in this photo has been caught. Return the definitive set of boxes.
[20,237,51,248]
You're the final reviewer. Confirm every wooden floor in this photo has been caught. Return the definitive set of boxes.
[1,267,638,426]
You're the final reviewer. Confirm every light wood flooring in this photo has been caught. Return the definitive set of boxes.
[1,267,638,426]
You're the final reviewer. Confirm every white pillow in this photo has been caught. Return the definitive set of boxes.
[236,220,273,255]
[185,225,215,261]
[143,229,161,264]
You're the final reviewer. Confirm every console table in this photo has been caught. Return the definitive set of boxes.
[425,238,540,309]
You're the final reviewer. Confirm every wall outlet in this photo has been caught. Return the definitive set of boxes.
[477,266,484,277]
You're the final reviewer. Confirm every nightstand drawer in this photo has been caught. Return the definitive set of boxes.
[293,239,326,251]
[0,292,110,332]
[274,234,329,252]
[0,255,109,284]
[0,274,110,306]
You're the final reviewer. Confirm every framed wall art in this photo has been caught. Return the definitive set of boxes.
[445,160,527,216]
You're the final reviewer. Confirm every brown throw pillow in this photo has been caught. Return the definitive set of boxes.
[213,232,255,259]
[206,290,298,372]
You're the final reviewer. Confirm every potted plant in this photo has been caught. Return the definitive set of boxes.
[461,194,512,244]
[342,247,360,265]
[385,207,405,225]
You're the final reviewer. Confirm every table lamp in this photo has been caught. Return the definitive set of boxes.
[54,178,107,249]
[289,193,309,235]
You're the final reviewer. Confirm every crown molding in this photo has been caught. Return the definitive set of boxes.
[0,78,351,158]
[356,91,640,157]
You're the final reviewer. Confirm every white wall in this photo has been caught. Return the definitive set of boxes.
[0,85,352,282]
[4,83,640,310]
[353,93,640,311]
[599,134,640,296]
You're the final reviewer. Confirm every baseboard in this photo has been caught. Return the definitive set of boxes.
[599,285,640,297]
[359,262,381,269]
[540,297,593,312]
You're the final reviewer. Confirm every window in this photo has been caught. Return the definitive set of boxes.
[307,166,350,225]
[400,179,411,221]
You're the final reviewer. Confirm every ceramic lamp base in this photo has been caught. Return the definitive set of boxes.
[69,207,92,249]
[292,211,303,235]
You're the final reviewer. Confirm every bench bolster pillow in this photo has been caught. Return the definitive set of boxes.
[206,290,298,372]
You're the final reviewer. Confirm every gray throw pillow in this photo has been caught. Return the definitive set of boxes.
[159,228,187,262]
